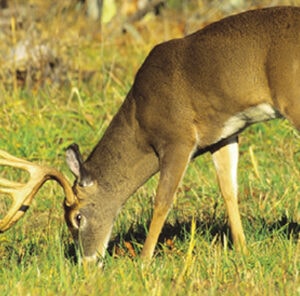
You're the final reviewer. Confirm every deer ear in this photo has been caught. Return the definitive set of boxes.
[66,143,93,187]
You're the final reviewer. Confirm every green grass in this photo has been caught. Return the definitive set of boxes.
[0,1,300,295]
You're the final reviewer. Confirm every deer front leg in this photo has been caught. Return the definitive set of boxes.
[211,136,247,253]
[141,143,195,260]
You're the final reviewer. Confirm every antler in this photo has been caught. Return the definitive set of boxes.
[0,149,76,233]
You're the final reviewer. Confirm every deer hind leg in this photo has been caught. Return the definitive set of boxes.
[211,136,247,253]
[141,143,196,260]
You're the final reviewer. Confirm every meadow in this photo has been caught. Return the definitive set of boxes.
[0,1,299,295]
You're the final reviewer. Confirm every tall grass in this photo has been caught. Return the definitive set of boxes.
[0,1,299,295]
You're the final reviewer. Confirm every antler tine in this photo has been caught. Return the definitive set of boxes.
[0,149,77,233]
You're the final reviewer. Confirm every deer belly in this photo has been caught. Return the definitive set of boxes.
[219,103,280,140]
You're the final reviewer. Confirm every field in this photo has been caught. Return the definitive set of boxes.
[0,1,299,295]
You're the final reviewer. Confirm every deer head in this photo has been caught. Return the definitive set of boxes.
[63,143,118,261]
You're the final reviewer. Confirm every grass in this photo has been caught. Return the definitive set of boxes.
[0,1,300,295]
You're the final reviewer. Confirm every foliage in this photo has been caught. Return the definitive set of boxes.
[0,1,299,295]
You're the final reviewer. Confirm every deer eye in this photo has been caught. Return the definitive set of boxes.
[74,213,82,228]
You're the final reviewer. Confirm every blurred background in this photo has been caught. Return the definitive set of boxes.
[1,0,300,93]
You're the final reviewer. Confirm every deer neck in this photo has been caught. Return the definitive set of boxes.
[85,93,159,205]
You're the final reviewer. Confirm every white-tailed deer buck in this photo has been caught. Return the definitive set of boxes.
[1,6,300,262]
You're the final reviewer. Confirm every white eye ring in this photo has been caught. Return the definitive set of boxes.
[73,212,85,229]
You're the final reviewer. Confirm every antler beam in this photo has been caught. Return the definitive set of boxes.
[0,149,76,232]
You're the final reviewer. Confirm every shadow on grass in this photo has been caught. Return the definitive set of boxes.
[262,215,300,240]
[64,215,300,263]
[108,217,231,255]
[108,215,300,256]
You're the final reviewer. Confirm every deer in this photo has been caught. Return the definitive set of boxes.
[1,6,300,263]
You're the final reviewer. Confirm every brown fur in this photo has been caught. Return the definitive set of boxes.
[65,7,300,261]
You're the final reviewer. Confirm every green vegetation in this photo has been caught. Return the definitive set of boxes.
[0,1,299,295]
